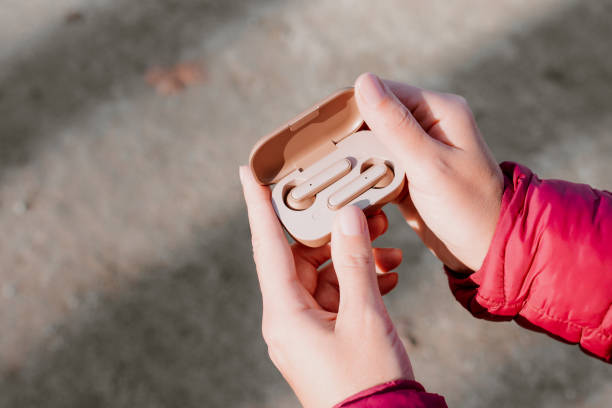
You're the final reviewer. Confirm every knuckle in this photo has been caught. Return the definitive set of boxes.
[364,307,395,337]
[454,95,469,107]
[261,322,279,347]
[382,99,414,131]
[267,346,278,366]
[416,149,453,181]
[431,153,454,176]
[340,251,373,270]
[446,93,472,113]
[261,315,287,351]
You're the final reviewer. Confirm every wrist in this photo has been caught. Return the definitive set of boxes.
[468,164,506,271]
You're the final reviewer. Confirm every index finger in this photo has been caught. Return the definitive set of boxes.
[383,79,477,149]
[239,166,311,311]
[382,80,447,136]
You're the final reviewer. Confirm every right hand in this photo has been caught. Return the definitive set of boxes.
[355,73,504,272]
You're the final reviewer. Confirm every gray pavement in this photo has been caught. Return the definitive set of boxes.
[0,0,611,407]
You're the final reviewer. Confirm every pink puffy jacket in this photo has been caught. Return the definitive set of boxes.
[336,162,612,407]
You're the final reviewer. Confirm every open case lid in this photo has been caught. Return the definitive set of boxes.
[249,87,364,185]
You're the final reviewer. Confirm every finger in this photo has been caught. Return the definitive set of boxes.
[290,213,388,269]
[316,267,399,313]
[317,247,403,289]
[396,192,425,237]
[290,211,390,296]
[367,212,388,241]
[239,166,309,310]
[380,81,442,136]
[331,205,383,317]
[291,243,330,296]
[354,73,446,173]
[383,79,482,151]
[313,279,340,313]
[373,247,403,273]
[292,243,331,268]
[378,272,399,295]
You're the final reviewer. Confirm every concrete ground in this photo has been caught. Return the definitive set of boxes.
[1,0,611,406]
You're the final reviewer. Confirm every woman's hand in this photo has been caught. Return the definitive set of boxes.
[240,166,413,408]
[355,73,504,272]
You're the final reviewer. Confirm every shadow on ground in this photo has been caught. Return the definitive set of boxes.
[0,0,279,173]
[1,1,611,407]
[0,215,273,408]
[446,1,612,166]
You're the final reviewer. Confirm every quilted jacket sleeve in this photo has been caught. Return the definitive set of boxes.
[334,380,447,408]
[447,162,612,361]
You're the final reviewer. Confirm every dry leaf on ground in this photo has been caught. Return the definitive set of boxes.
[145,61,207,95]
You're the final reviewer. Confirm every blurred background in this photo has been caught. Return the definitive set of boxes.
[1,0,611,406]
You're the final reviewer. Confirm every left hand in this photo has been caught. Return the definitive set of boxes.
[240,165,413,408]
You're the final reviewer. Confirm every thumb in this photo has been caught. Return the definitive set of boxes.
[354,73,438,170]
[331,206,384,317]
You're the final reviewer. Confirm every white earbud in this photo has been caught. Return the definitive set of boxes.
[327,164,393,210]
[285,159,352,210]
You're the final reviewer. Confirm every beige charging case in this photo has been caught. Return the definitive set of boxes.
[249,87,406,247]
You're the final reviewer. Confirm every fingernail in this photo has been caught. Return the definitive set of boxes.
[339,206,366,236]
[357,73,387,106]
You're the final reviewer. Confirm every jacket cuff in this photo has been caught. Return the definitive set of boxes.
[334,380,447,407]
[445,161,612,362]
[445,161,533,318]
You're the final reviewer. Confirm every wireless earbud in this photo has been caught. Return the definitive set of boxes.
[368,163,394,189]
[285,159,352,210]
[327,164,393,210]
